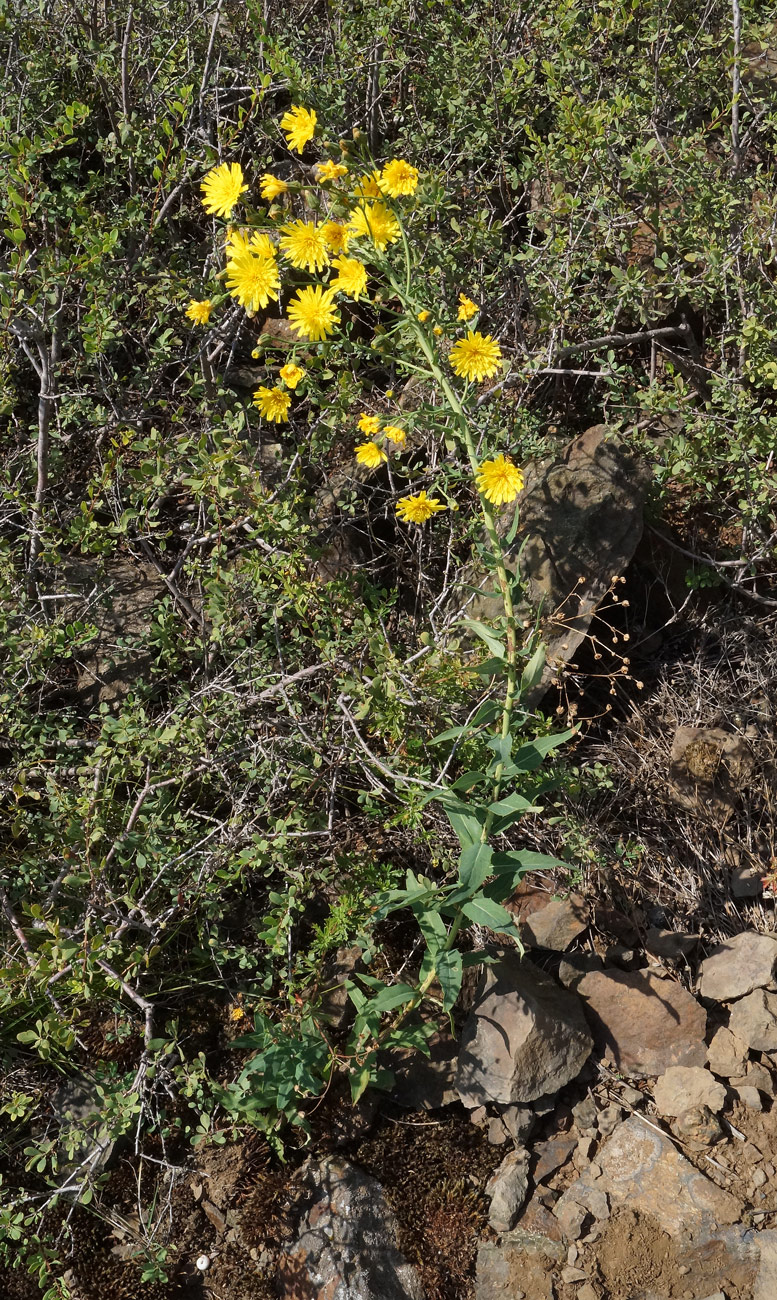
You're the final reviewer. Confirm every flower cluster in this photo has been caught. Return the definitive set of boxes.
[191,110,520,528]
[354,412,407,470]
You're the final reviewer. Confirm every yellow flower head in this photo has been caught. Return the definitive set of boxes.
[330,255,368,301]
[279,219,330,274]
[417,309,431,323]
[353,171,383,199]
[260,172,288,200]
[357,413,381,435]
[316,159,349,182]
[185,299,212,325]
[379,159,419,198]
[253,386,291,423]
[348,202,400,251]
[225,249,280,313]
[476,454,524,507]
[287,285,340,342]
[200,162,248,218]
[280,105,317,154]
[396,491,447,524]
[279,362,305,390]
[226,228,276,259]
[382,424,406,446]
[355,442,388,469]
[249,231,276,259]
[457,293,478,322]
[433,325,443,336]
[449,330,503,382]
[321,221,350,254]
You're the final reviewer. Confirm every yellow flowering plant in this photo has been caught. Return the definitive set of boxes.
[191,105,573,1106]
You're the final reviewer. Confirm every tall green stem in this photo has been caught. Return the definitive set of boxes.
[404,312,519,816]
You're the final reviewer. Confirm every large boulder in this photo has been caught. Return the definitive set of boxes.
[456,954,593,1107]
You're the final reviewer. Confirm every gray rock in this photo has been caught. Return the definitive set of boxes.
[475,1242,554,1300]
[594,1116,740,1239]
[278,1157,425,1300]
[576,967,707,1078]
[488,1117,509,1146]
[456,954,593,1107]
[533,1136,577,1183]
[736,1085,763,1111]
[499,1104,535,1143]
[572,1095,598,1131]
[553,1181,609,1238]
[461,425,650,703]
[486,1148,531,1232]
[730,1063,774,1096]
[699,932,777,1003]
[706,1025,749,1078]
[522,895,587,952]
[754,1228,777,1300]
[728,989,777,1051]
[652,1066,727,1118]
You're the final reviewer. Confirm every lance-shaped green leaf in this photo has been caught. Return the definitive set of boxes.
[460,896,522,939]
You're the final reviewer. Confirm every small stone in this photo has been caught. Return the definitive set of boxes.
[678,1265,690,1275]
[671,1104,724,1147]
[195,1256,210,1271]
[589,1162,602,1178]
[706,1026,749,1079]
[699,932,777,1003]
[731,865,763,898]
[470,1106,488,1127]
[567,1244,579,1265]
[736,1085,763,1111]
[500,1104,535,1143]
[753,1168,767,1188]
[488,1117,509,1145]
[552,1196,587,1240]
[553,1182,609,1236]
[620,1085,644,1108]
[561,1266,588,1283]
[522,894,588,951]
[486,1148,531,1233]
[573,1136,597,1170]
[742,1063,773,1095]
[729,989,777,1052]
[534,1136,577,1182]
[597,1103,624,1136]
[573,1095,598,1131]
[653,1066,728,1118]
[577,1285,599,1300]
[763,1163,774,1178]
